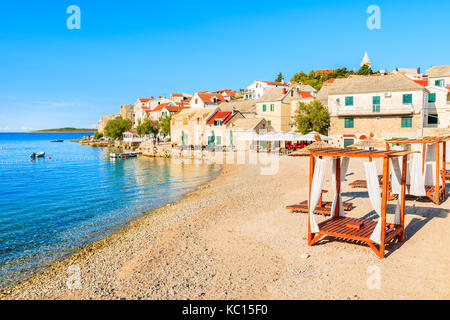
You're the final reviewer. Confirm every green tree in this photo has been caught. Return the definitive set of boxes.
[290,67,357,90]
[357,64,373,75]
[104,116,132,140]
[159,114,173,136]
[136,117,160,136]
[294,100,329,135]
[275,72,284,82]
[93,131,103,139]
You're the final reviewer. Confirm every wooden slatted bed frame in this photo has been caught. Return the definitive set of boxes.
[307,148,415,259]
[385,136,448,205]
[286,190,354,216]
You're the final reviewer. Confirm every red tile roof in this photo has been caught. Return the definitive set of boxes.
[257,80,287,86]
[149,102,177,112]
[138,98,153,102]
[413,79,429,87]
[315,69,335,75]
[206,111,233,125]
[197,92,226,104]
[299,91,314,98]
[325,78,335,83]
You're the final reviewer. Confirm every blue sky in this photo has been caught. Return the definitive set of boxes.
[0,0,449,131]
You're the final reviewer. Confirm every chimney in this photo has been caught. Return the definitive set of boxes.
[281,77,284,83]
[282,88,287,94]
[159,96,162,99]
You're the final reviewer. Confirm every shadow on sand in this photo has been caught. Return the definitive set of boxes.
[313,182,449,258]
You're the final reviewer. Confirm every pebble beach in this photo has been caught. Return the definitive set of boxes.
[1,155,449,300]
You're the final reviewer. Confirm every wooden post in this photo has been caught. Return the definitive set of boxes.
[335,157,341,218]
[380,156,390,258]
[400,155,407,242]
[436,142,440,205]
[385,142,390,151]
[422,143,426,174]
[308,154,315,245]
[443,141,447,200]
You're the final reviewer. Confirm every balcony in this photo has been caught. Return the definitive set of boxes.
[334,104,415,116]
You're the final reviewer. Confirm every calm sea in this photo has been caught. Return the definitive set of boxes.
[0,133,220,288]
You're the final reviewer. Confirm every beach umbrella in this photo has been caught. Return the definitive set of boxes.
[300,131,331,142]
[289,133,332,157]
[348,132,386,150]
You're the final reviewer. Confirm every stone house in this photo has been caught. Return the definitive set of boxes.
[327,73,430,147]
[256,86,316,132]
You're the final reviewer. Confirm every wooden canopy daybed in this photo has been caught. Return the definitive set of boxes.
[307,148,416,259]
[385,136,448,205]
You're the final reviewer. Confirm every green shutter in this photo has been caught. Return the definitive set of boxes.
[401,117,412,128]
[403,94,412,104]
[373,96,380,112]
[263,104,266,112]
[345,118,354,128]
[270,104,274,111]
[428,93,436,103]
[345,96,354,106]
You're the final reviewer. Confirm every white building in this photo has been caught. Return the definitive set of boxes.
[190,92,226,109]
[427,65,450,88]
[425,85,450,129]
[246,80,288,100]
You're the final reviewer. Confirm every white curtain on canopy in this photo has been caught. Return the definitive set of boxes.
[390,157,404,225]
[330,157,350,218]
[424,144,437,186]
[364,162,383,245]
[309,157,327,233]
[410,152,426,196]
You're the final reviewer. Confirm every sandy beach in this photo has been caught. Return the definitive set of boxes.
[1,155,449,300]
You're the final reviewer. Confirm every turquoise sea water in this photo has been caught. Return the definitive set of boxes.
[0,133,220,288]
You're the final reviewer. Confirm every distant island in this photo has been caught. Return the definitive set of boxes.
[32,128,96,133]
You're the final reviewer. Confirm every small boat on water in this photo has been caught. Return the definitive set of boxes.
[50,140,64,142]
[110,152,137,159]
[30,152,45,158]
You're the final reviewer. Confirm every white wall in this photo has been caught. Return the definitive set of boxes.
[328,90,426,115]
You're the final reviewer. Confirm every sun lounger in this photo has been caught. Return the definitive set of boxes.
[286,200,354,216]
[349,175,383,188]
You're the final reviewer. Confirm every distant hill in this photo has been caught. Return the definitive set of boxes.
[32,128,96,133]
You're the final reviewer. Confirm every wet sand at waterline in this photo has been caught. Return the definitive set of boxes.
[1,156,449,299]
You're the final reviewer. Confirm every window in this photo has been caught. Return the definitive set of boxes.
[344,139,354,148]
[435,79,445,87]
[402,94,413,104]
[401,117,412,128]
[216,136,222,145]
[345,96,354,106]
[428,93,436,103]
[428,114,438,126]
[344,118,354,128]
[372,96,381,112]
[270,104,275,111]
[214,120,223,126]
[262,104,267,112]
